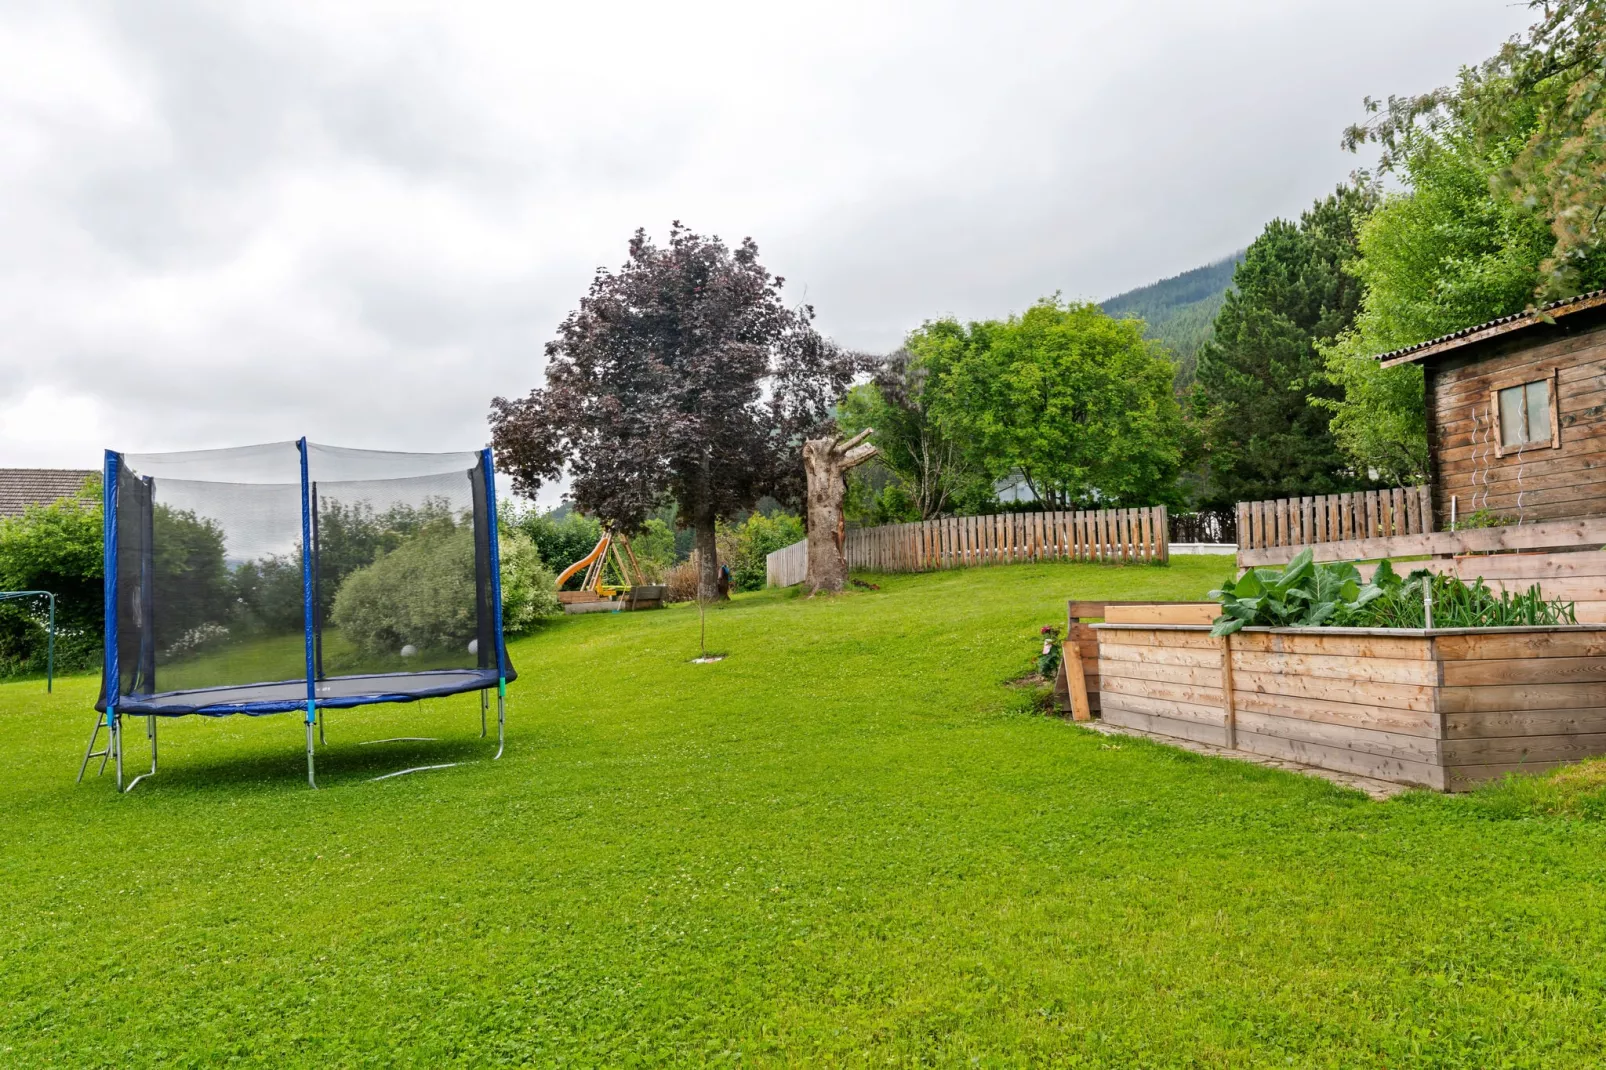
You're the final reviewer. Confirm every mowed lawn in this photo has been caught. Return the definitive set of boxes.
[5,556,1606,1067]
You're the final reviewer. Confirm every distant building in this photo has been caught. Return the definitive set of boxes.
[0,468,97,519]
[1377,290,1606,526]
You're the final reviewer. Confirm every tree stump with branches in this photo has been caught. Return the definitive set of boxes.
[803,428,877,594]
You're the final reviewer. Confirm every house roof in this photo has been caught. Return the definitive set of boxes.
[1376,290,1606,367]
[0,469,97,519]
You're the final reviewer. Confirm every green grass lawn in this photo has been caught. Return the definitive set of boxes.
[4,556,1606,1067]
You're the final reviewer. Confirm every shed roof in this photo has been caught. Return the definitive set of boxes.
[0,469,97,519]
[1376,290,1606,367]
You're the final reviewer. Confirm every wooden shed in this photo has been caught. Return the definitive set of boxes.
[1380,291,1606,526]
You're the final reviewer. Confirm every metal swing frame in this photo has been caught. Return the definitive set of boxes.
[87,441,511,793]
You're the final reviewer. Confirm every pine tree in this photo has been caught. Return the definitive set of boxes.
[1194,185,1376,507]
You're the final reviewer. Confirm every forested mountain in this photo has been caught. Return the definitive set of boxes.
[1100,252,1243,384]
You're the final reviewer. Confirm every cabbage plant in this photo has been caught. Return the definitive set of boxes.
[1208,549,1383,637]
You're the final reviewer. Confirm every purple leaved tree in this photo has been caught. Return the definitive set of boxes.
[490,223,858,601]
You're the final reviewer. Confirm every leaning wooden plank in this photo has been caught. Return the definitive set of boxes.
[1063,637,1092,722]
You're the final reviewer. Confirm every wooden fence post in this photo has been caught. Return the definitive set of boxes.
[1220,632,1236,749]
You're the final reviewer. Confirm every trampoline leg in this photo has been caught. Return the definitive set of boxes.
[77,716,106,783]
[307,721,317,789]
[124,715,158,793]
[319,708,326,747]
[494,691,505,761]
[480,690,488,738]
[114,713,124,793]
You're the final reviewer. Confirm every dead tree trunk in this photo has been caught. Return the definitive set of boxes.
[803,428,877,594]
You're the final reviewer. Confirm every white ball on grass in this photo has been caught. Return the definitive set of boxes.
[467,638,478,655]
[400,644,418,658]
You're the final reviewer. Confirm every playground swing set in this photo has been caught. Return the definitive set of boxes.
[555,528,666,614]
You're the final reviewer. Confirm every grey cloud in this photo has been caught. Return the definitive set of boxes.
[0,0,1536,483]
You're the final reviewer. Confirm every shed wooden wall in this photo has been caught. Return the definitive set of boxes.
[1428,319,1606,524]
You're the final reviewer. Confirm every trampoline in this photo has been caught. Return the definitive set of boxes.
[81,439,517,791]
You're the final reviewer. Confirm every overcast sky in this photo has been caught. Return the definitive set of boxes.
[0,0,1533,503]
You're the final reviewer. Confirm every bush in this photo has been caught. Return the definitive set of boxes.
[507,506,602,581]
[663,560,700,603]
[499,527,561,634]
[331,519,478,656]
[331,517,560,656]
[724,512,805,592]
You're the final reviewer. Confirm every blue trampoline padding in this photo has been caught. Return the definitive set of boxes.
[114,668,509,717]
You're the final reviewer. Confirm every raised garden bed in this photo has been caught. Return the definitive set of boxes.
[1093,619,1606,791]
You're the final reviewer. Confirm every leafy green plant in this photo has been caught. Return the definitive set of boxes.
[1210,549,1577,635]
[1208,549,1381,636]
[1451,508,1513,531]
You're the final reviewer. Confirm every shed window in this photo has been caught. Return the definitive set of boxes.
[1492,374,1557,454]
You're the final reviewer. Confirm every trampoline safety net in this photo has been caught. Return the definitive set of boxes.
[95,440,516,717]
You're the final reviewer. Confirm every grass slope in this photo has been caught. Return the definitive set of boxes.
[4,558,1606,1067]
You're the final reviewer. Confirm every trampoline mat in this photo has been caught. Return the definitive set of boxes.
[116,669,502,716]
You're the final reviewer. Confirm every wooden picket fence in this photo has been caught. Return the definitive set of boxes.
[1237,486,1432,554]
[765,538,809,588]
[766,506,1169,586]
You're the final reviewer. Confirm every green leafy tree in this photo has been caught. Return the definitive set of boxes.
[836,349,990,519]
[1193,186,1376,506]
[720,512,806,592]
[920,299,1183,508]
[0,481,103,675]
[508,507,603,580]
[1325,0,1606,480]
[150,505,232,653]
[1345,0,1606,298]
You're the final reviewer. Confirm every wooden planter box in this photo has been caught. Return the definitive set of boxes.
[1093,622,1606,791]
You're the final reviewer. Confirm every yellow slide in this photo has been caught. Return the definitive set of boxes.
[556,533,611,589]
